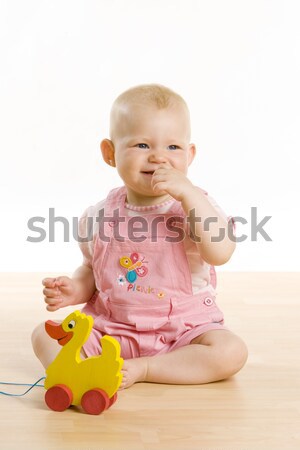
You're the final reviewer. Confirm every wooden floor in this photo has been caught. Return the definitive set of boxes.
[0,272,299,450]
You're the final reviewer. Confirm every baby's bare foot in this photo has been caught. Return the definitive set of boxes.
[120,357,149,389]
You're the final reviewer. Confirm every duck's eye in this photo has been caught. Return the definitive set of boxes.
[68,320,76,329]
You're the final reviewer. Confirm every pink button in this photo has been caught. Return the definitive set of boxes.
[204,297,214,306]
[109,221,116,227]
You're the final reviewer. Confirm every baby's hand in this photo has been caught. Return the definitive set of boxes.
[42,276,77,312]
[151,163,195,202]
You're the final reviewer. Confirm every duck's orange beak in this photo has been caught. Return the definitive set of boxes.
[45,320,73,346]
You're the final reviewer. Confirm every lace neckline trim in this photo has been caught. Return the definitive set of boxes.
[124,197,174,212]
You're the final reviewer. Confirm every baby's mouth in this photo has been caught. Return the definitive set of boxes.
[141,171,155,176]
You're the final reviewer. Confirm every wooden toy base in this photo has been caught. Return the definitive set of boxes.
[45,384,118,415]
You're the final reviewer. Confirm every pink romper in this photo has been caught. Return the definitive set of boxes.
[82,186,226,359]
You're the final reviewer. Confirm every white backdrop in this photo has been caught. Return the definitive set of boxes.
[0,0,299,272]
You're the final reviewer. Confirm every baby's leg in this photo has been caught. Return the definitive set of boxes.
[31,322,62,368]
[120,330,248,389]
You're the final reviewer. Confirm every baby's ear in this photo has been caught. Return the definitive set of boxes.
[100,139,116,167]
[188,144,196,165]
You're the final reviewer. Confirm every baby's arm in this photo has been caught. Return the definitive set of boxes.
[42,264,96,312]
[151,164,235,266]
[181,189,235,266]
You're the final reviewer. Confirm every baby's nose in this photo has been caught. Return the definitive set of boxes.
[148,153,168,164]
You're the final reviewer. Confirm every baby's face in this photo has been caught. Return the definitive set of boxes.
[111,103,195,204]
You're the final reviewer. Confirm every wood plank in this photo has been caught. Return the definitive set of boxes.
[0,273,299,450]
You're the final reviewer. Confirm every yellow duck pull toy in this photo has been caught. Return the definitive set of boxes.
[44,310,123,415]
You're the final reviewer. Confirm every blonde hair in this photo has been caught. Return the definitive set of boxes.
[109,84,189,141]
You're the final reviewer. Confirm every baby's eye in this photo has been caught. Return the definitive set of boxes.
[135,143,149,149]
[168,145,180,150]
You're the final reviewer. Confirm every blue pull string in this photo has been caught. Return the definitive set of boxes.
[0,376,46,397]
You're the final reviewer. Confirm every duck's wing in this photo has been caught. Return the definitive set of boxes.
[99,335,123,394]
[100,335,123,367]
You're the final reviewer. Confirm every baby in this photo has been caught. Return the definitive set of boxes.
[32,84,248,389]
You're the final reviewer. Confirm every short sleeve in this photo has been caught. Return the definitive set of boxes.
[205,191,236,235]
[77,199,106,268]
[77,207,95,268]
[204,192,227,221]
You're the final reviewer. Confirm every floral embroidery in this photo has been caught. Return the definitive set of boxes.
[117,274,126,286]
[118,252,164,299]
[119,252,148,283]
